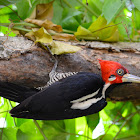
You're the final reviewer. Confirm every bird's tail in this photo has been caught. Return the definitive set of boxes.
[0,82,39,103]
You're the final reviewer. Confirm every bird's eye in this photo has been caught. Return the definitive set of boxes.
[116,69,124,76]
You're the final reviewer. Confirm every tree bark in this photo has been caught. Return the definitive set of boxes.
[0,36,140,102]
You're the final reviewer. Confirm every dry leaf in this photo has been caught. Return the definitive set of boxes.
[25,31,36,41]
[50,41,82,55]
[25,18,62,32]
[11,29,20,35]
[29,1,54,20]
[36,2,54,20]
[52,33,77,41]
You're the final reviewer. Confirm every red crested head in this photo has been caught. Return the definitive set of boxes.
[99,59,129,84]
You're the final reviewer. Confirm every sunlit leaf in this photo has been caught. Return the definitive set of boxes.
[0,6,16,36]
[75,16,119,42]
[18,120,43,140]
[88,16,107,33]
[0,127,18,140]
[64,119,76,140]
[49,41,81,55]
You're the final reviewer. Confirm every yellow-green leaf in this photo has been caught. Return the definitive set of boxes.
[33,27,52,43]
[75,16,119,42]
[88,16,107,32]
[103,29,119,42]
[75,25,93,36]
[50,41,81,55]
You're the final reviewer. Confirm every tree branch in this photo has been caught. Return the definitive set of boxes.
[0,36,140,102]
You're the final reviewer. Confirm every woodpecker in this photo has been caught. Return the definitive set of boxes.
[0,59,140,120]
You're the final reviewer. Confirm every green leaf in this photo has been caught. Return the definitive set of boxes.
[16,0,33,19]
[62,8,81,31]
[89,16,119,41]
[0,127,18,140]
[88,16,107,32]
[18,120,43,140]
[64,119,76,140]
[0,0,22,7]
[117,136,140,140]
[103,0,125,23]
[0,6,16,36]
[132,0,140,10]
[115,10,132,41]
[132,8,140,30]
[86,113,99,131]
[52,1,63,24]
[42,120,68,140]
[75,16,119,42]
[85,0,103,16]
[16,118,29,127]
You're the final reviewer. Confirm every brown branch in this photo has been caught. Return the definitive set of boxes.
[0,36,140,102]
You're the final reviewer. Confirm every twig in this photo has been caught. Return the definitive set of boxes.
[42,44,58,73]
[91,22,122,34]
[0,1,23,21]
[0,110,11,114]
[62,29,75,34]
[100,103,126,140]
[113,110,140,140]
[8,100,16,127]
[0,100,9,140]
[63,0,72,8]
[33,120,48,140]
[122,22,132,42]
[54,120,94,140]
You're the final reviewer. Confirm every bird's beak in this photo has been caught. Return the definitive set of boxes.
[122,74,140,83]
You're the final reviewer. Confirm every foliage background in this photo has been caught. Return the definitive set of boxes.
[0,0,140,140]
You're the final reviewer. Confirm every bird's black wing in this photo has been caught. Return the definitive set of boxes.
[10,72,106,120]
[0,82,39,102]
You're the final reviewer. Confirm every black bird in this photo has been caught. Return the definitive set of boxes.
[0,59,140,120]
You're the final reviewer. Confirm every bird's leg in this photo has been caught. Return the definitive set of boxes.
[45,45,58,74]
[37,44,77,90]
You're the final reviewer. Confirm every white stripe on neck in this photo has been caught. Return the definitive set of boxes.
[102,83,111,98]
